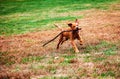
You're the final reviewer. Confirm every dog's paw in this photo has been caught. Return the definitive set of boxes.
[75,50,79,53]
[80,43,83,45]
[80,41,83,45]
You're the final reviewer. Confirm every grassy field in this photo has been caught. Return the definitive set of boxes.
[0,0,120,79]
[0,0,119,35]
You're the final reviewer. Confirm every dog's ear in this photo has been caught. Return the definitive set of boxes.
[75,19,79,24]
[68,23,72,27]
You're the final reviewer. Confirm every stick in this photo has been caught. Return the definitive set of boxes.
[54,24,63,31]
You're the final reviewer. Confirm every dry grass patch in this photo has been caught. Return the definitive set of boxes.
[0,9,120,78]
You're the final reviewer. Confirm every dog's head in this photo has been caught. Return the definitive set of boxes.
[68,19,79,30]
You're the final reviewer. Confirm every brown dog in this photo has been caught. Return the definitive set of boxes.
[56,19,83,52]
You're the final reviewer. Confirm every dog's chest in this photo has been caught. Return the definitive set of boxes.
[72,31,79,39]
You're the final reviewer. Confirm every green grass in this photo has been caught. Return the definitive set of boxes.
[84,41,118,54]
[61,55,76,65]
[84,55,92,62]
[21,56,45,63]
[83,41,118,63]
[83,54,107,62]
[100,71,115,77]
[0,0,119,35]
[93,57,106,62]
[0,0,116,15]
[39,76,69,79]
[48,66,57,74]
[103,46,117,55]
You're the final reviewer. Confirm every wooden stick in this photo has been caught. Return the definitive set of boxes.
[54,24,63,31]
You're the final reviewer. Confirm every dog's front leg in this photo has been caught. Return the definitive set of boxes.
[77,35,83,45]
[71,40,79,53]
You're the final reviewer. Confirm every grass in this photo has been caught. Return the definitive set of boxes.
[62,55,76,64]
[0,40,119,78]
[39,76,69,79]
[0,0,120,79]
[0,52,15,65]
[47,65,57,74]
[84,54,107,63]
[84,55,92,62]
[100,71,115,77]
[0,0,115,15]
[93,57,106,62]
[84,41,118,54]
[21,56,45,64]
[83,41,118,64]
[103,46,117,55]
[0,0,119,35]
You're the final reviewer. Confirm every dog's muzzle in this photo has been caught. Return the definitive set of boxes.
[76,26,79,30]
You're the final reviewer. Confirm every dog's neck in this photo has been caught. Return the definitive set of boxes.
[72,28,79,34]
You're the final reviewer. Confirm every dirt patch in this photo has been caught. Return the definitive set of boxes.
[0,71,30,79]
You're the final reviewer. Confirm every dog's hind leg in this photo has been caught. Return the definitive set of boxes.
[60,37,68,45]
[57,35,63,49]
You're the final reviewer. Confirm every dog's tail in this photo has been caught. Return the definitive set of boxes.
[54,24,63,31]
[42,31,63,47]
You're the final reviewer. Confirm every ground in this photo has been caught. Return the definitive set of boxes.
[0,0,120,79]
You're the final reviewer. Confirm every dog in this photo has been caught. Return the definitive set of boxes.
[56,19,83,53]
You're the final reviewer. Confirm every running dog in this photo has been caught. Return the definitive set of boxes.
[55,19,83,52]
